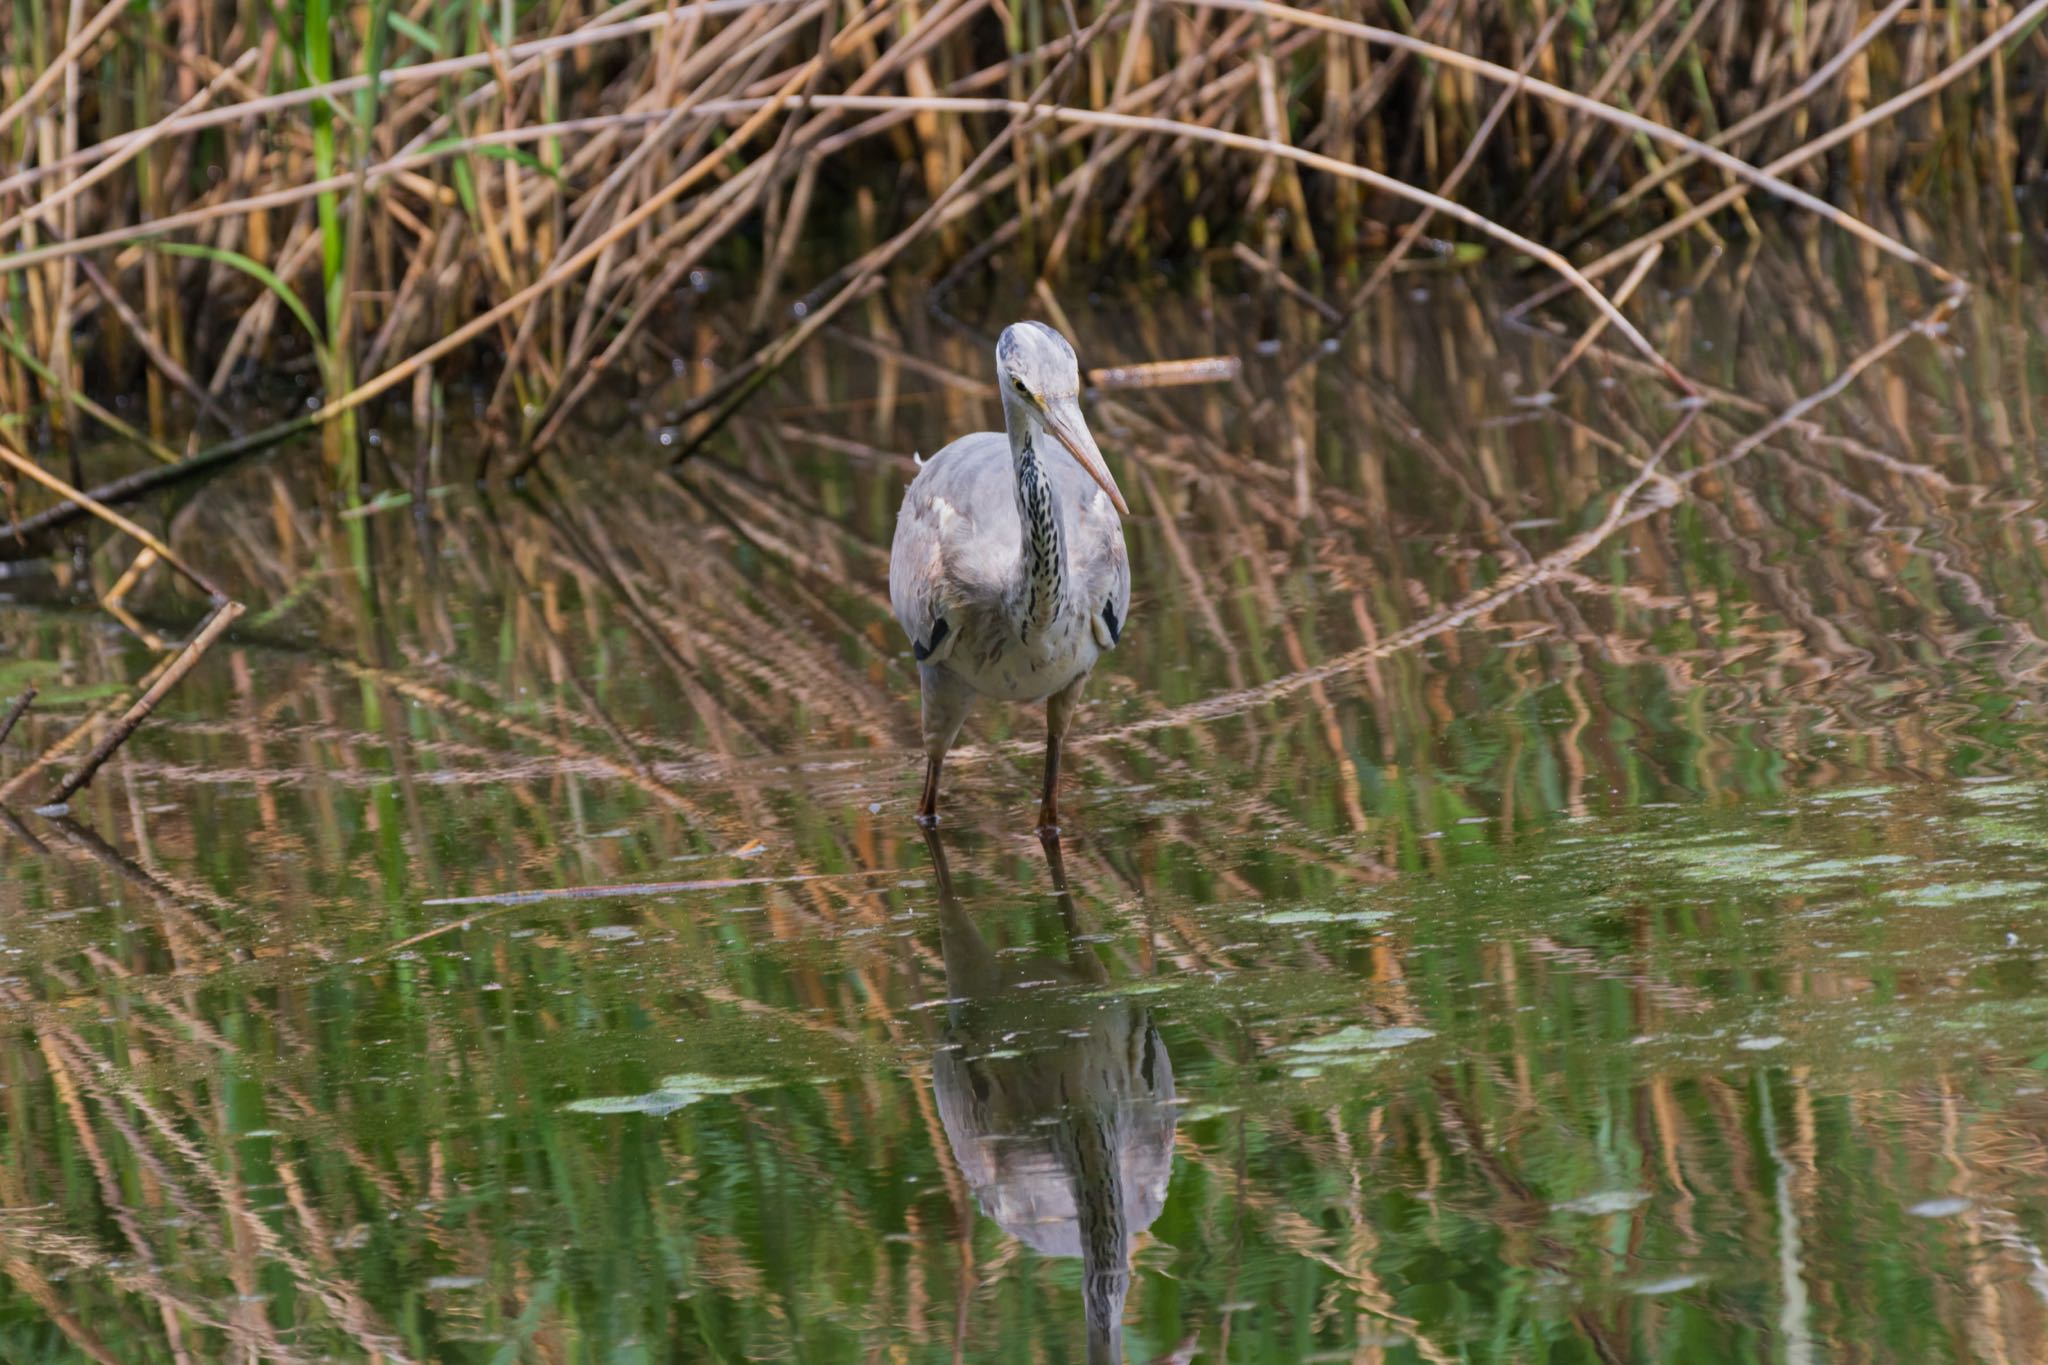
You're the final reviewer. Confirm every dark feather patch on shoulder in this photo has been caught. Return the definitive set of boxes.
[914,616,950,662]
[1102,598,1121,644]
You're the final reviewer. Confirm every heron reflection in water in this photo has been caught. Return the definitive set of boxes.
[923,828,1176,1364]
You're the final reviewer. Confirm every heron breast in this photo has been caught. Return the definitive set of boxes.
[948,610,1098,701]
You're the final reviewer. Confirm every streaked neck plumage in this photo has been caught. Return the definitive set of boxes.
[1007,410,1066,642]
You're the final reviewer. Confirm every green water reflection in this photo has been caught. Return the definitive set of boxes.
[6,240,2048,1360]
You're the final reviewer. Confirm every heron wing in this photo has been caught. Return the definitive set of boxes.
[1052,455,1131,650]
[889,432,1019,662]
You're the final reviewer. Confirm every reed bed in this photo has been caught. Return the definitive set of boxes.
[0,0,2043,797]
[3,245,2048,1353]
[0,0,2041,481]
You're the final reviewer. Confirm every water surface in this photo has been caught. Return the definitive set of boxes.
[6,238,2048,1361]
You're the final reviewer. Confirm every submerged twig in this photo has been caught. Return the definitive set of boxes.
[0,438,228,599]
[36,601,245,810]
[0,688,36,748]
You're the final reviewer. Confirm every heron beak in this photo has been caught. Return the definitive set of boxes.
[1042,396,1130,516]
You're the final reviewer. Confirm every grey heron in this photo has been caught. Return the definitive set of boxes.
[889,322,1131,830]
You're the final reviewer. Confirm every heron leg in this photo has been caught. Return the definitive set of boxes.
[917,756,944,826]
[916,664,973,827]
[1038,671,1089,833]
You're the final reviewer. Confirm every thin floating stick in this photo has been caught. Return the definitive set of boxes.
[37,600,245,810]
[380,868,900,959]
[422,868,894,909]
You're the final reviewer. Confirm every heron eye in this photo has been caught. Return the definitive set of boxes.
[1011,377,1028,395]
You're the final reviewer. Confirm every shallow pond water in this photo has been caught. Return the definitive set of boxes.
[6,236,2048,1361]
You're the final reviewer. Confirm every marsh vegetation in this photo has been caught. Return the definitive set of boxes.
[2,1,2048,1360]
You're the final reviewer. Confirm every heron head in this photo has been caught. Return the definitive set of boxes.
[997,322,1129,516]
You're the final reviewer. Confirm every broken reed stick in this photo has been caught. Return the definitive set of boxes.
[0,687,35,747]
[36,599,245,810]
[1088,356,1243,390]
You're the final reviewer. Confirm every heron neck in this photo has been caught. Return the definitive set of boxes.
[1063,1110,1130,1365]
[1011,428,1066,639]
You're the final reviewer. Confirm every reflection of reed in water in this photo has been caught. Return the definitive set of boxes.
[924,829,1176,1364]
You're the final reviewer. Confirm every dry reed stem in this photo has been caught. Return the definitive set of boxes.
[0,49,263,240]
[658,3,1133,463]
[0,119,649,275]
[1246,2,1567,424]
[284,61,820,460]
